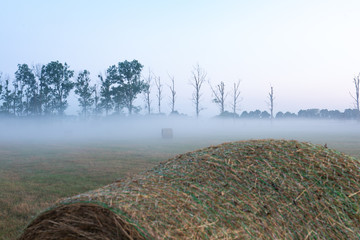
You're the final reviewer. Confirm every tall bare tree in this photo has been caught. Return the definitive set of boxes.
[231,80,242,116]
[168,74,176,113]
[154,75,163,114]
[268,85,275,119]
[350,73,359,111]
[210,81,227,115]
[190,64,207,118]
[143,69,152,115]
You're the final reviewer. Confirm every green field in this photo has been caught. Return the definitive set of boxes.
[1,129,360,240]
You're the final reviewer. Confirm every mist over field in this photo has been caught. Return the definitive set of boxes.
[1,117,359,145]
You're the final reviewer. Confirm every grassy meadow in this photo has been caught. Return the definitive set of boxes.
[1,120,360,239]
[0,138,214,240]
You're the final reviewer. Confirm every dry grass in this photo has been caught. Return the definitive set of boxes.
[19,139,360,239]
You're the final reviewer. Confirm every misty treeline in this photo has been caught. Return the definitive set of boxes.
[0,60,359,120]
[0,60,147,118]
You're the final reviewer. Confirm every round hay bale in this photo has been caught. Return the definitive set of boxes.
[19,139,360,239]
[161,128,173,139]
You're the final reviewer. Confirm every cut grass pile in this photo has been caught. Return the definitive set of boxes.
[19,139,360,239]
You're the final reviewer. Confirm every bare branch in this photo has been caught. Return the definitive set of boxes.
[268,85,275,119]
[210,81,227,115]
[350,74,360,111]
[231,80,242,115]
[143,69,152,115]
[154,74,163,114]
[168,73,176,113]
[190,63,207,118]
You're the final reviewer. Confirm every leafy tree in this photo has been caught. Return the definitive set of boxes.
[344,108,360,119]
[217,110,238,118]
[12,74,24,116]
[93,84,102,117]
[39,68,53,115]
[320,109,330,119]
[106,65,123,114]
[248,110,261,119]
[41,61,74,116]
[284,112,297,118]
[107,60,146,115]
[328,110,342,119]
[260,111,270,119]
[75,70,94,118]
[98,73,113,116]
[240,111,249,118]
[276,111,284,118]
[1,77,14,115]
[298,109,320,118]
[118,60,145,115]
[32,64,44,115]
[15,64,39,116]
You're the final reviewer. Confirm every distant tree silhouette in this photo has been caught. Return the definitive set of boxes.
[283,111,297,118]
[276,111,297,119]
[247,110,261,119]
[261,111,270,119]
[217,110,239,119]
[344,108,360,119]
[240,111,249,118]
[327,110,342,119]
[276,111,284,118]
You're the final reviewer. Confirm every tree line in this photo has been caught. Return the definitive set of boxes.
[0,60,147,118]
[0,59,359,120]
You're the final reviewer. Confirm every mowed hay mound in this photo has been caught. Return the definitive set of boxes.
[20,139,360,240]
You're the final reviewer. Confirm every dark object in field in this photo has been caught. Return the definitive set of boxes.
[161,128,173,139]
[19,139,360,240]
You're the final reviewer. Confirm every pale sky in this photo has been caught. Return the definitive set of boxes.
[1,0,360,116]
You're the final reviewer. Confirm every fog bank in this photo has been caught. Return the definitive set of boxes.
[0,117,359,145]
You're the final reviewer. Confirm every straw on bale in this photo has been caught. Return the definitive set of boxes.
[19,139,360,239]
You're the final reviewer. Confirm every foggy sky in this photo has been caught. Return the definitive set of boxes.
[1,0,360,117]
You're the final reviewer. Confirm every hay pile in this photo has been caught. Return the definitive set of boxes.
[20,139,360,239]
